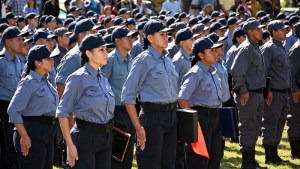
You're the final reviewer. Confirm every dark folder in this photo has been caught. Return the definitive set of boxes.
[176,109,198,142]
[220,107,239,138]
[112,126,131,162]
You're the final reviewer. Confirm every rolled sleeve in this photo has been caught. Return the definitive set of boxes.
[178,71,200,101]
[7,81,31,124]
[121,60,145,105]
[56,75,82,118]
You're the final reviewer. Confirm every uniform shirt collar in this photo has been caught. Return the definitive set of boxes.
[115,49,131,63]
[84,62,101,78]
[197,61,217,74]
[247,37,259,48]
[2,48,14,61]
[29,70,44,82]
[180,48,191,61]
[272,37,283,46]
[17,54,26,63]
[148,45,168,59]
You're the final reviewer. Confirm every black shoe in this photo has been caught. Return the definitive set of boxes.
[264,145,274,165]
[289,140,300,159]
[241,151,267,169]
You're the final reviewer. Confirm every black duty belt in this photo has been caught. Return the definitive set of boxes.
[270,88,290,94]
[141,102,177,112]
[0,100,10,107]
[192,106,220,116]
[248,88,264,93]
[76,118,113,133]
[22,115,56,125]
[114,106,127,113]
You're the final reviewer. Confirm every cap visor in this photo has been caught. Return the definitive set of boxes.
[47,35,58,39]
[211,43,223,49]
[192,34,200,38]
[219,36,227,41]
[127,31,138,37]
[159,27,174,32]
[284,25,290,29]
[258,25,266,28]
[105,43,116,48]
[65,31,73,35]
[19,31,30,37]
[221,25,228,29]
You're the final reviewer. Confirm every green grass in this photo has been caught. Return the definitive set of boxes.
[54,127,300,169]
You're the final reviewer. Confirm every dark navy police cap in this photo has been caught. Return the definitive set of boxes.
[276,13,286,20]
[143,20,173,36]
[45,15,55,23]
[232,28,246,44]
[2,26,22,43]
[0,23,8,32]
[179,12,189,19]
[227,17,238,25]
[103,34,116,48]
[201,17,211,24]
[207,32,227,43]
[189,18,199,27]
[33,29,57,43]
[86,10,96,17]
[125,18,136,26]
[243,20,265,32]
[79,34,108,53]
[69,6,80,13]
[135,13,143,20]
[6,12,16,20]
[192,37,222,56]
[113,17,124,26]
[209,22,227,33]
[169,22,186,31]
[68,33,76,45]
[103,16,112,24]
[27,45,52,62]
[39,15,48,23]
[260,16,270,24]
[137,21,147,31]
[211,11,220,18]
[16,16,25,23]
[262,30,270,39]
[166,17,175,27]
[289,16,299,25]
[256,10,267,18]
[111,26,137,42]
[175,27,196,44]
[64,18,74,27]
[119,8,131,15]
[74,18,97,35]
[191,23,206,34]
[25,13,38,20]
[268,20,287,32]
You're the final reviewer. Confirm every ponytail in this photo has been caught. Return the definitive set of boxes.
[191,54,200,67]
[81,52,89,67]
[24,61,36,77]
[143,36,150,50]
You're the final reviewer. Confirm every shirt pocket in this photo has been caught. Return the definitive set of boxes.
[112,72,126,80]
[86,87,103,97]
[201,82,212,95]
[151,71,164,79]
[36,88,48,97]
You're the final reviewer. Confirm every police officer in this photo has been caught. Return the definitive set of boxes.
[53,28,72,68]
[56,18,98,97]
[224,17,240,56]
[22,13,39,37]
[0,26,24,169]
[121,20,178,169]
[207,33,231,104]
[284,15,299,52]
[56,34,114,169]
[101,26,137,169]
[130,21,147,59]
[167,22,187,58]
[178,37,223,169]
[172,27,196,88]
[288,22,300,159]
[260,20,290,165]
[7,45,58,169]
[171,27,196,169]
[231,20,267,169]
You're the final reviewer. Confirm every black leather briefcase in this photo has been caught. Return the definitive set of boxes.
[176,109,198,142]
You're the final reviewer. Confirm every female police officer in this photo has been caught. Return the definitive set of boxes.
[178,37,223,169]
[56,34,115,169]
[121,20,179,169]
[7,45,58,169]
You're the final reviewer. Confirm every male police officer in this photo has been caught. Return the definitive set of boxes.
[231,20,267,169]
[261,20,290,165]
[0,27,24,169]
[288,22,300,159]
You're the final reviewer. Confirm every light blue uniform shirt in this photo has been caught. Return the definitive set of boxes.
[179,61,222,108]
[225,44,238,74]
[130,39,143,59]
[224,31,233,56]
[121,45,179,104]
[101,49,132,106]
[17,54,26,73]
[284,30,297,52]
[7,70,59,123]
[56,63,115,124]
[0,49,22,101]
[172,48,191,89]
[214,58,230,102]
[55,44,81,84]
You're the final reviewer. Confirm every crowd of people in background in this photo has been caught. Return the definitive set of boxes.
[0,0,300,169]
